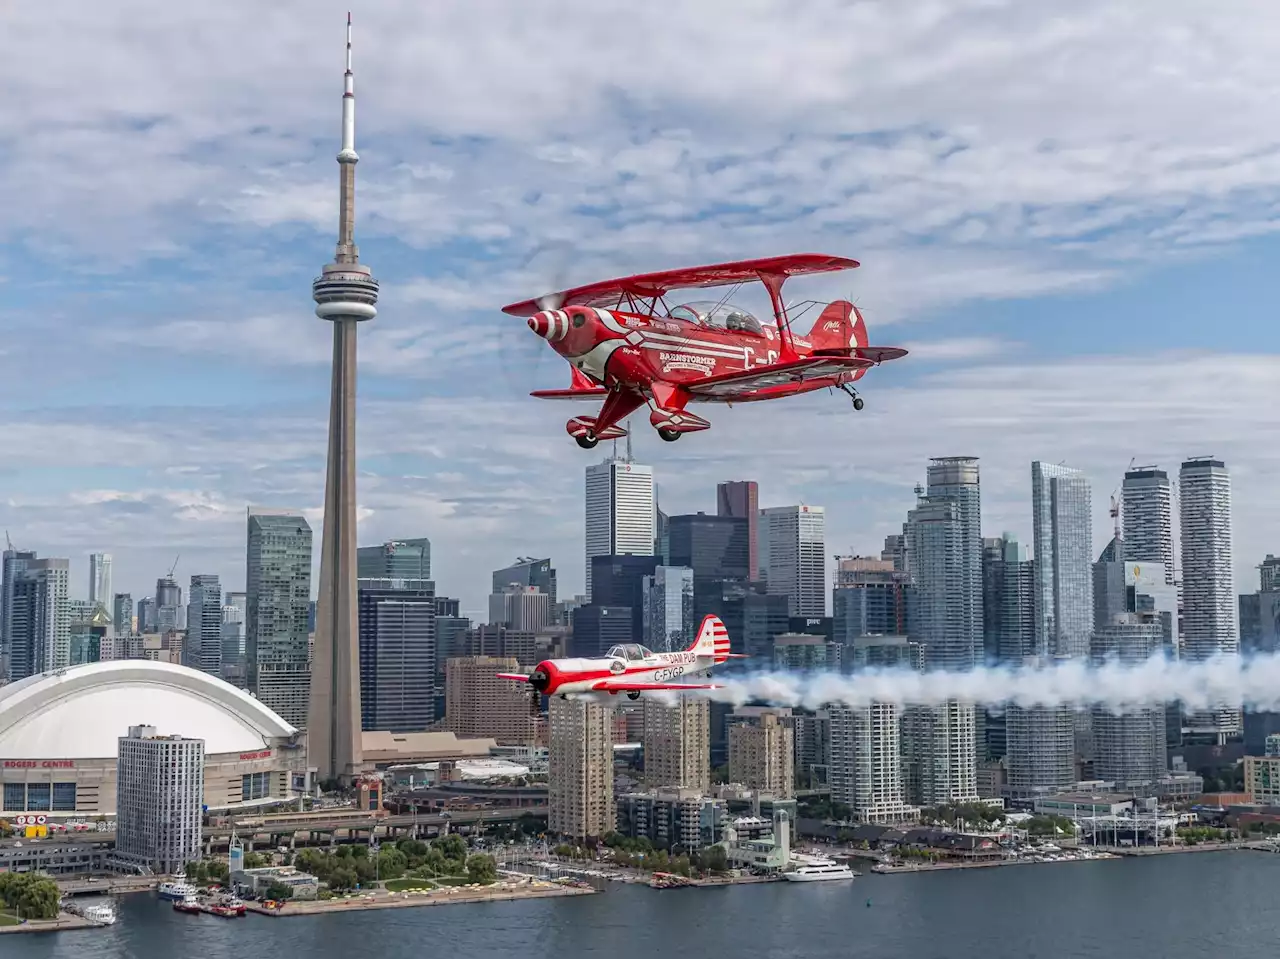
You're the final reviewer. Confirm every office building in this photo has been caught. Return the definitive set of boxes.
[1093,559,1176,651]
[487,585,552,632]
[832,634,918,821]
[358,578,437,733]
[492,558,556,607]
[902,457,983,804]
[445,656,539,744]
[772,633,843,673]
[759,505,826,616]
[136,597,156,635]
[1031,462,1094,659]
[155,576,182,632]
[832,557,909,641]
[1179,457,1238,741]
[112,593,134,639]
[642,696,710,792]
[570,604,632,657]
[1091,612,1167,787]
[246,509,314,729]
[8,558,70,679]
[616,788,726,851]
[590,554,659,638]
[1121,467,1175,584]
[643,565,695,653]
[357,539,431,581]
[114,725,204,874]
[187,574,223,677]
[982,534,1035,664]
[548,695,614,839]
[830,704,913,822]
[1,549,37,678]
[727,709,794,798]
[717,480,759,581]
[88,553,112,608]
[1010,463,1092,796]
[585,454,655,599]
[668,513,751,582]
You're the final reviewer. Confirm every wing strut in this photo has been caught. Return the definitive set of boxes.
[758,271,799,362]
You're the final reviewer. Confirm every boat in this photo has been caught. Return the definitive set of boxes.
[783,857,856,882]
[158,874,197,901]
[173,892,203,914]
[66,898,118,926]
[649,871,696,889]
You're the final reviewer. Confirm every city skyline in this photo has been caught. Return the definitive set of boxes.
[6,8,1280,620]
[3,449,1270,622]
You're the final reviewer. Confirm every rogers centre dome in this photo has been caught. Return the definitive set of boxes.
[0,661,306,819]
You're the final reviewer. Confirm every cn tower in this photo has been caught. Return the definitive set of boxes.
[308,13,376,784]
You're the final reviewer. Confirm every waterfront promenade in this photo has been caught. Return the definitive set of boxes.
[0,912,97,935]
[247,878,594,917]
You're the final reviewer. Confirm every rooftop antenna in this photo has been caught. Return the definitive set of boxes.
[625,427,633,463]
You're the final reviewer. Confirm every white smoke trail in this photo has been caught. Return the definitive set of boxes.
[702,654,1280,714]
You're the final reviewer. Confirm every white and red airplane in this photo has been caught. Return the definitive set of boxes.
[498,614,745,701]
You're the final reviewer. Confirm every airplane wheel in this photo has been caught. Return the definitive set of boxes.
[575,432,599,450]
[852,397,865,411]
[658,428,681,442]
[627,690,641,701]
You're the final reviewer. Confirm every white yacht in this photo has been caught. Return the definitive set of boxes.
[783,856,856,882]
[67,898,118,925]
[158,874,197,901]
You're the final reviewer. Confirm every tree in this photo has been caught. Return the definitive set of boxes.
[0,873,60,920]
[243,852,269,870]
[263,881,294,901]
[327,866,359,892]
[696,845,728,875]
[436,834,467,863]
[466,854,498,885]
[377,847,408,882]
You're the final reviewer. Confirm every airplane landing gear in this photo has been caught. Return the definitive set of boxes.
[840,383,865,410]
[657,428,681,442]
[627,690,642,700]
[575,432,599,450]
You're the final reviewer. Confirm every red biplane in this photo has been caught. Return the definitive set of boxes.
[502,253,907,448]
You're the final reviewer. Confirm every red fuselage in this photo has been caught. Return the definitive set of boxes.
[526,304,862,403]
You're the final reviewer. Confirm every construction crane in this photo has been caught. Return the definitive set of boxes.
[167,554,180,579]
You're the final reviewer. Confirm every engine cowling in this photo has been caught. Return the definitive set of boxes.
[528,661,557,693]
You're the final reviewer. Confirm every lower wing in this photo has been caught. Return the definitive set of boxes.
[590,678,721,692]
[684,356,873,399]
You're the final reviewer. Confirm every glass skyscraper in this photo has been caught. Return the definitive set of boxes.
[357,538,431,582]
[246,509,313,728]
[1031,462,1094,659]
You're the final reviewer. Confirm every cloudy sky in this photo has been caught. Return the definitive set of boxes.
[4,1,1280,619]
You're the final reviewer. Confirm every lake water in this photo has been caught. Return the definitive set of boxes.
[10,851,1280,959]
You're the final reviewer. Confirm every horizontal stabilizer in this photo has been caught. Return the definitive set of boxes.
[531,388,609,400]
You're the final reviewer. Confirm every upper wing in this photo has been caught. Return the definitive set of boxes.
[501,253,859,317]
[684,355,873,398]
[590,678,722,692]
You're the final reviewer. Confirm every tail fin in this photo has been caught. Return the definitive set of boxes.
[807,300,869,379]
[689,614,735,664]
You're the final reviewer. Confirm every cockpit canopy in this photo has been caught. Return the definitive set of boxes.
[606,643,655,662]
[668,300,766,336]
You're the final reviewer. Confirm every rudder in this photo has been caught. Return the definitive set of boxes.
[689,614,732,664]
[807,300,869,380]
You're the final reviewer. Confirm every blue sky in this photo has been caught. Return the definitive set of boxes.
[3,0,1280,619]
